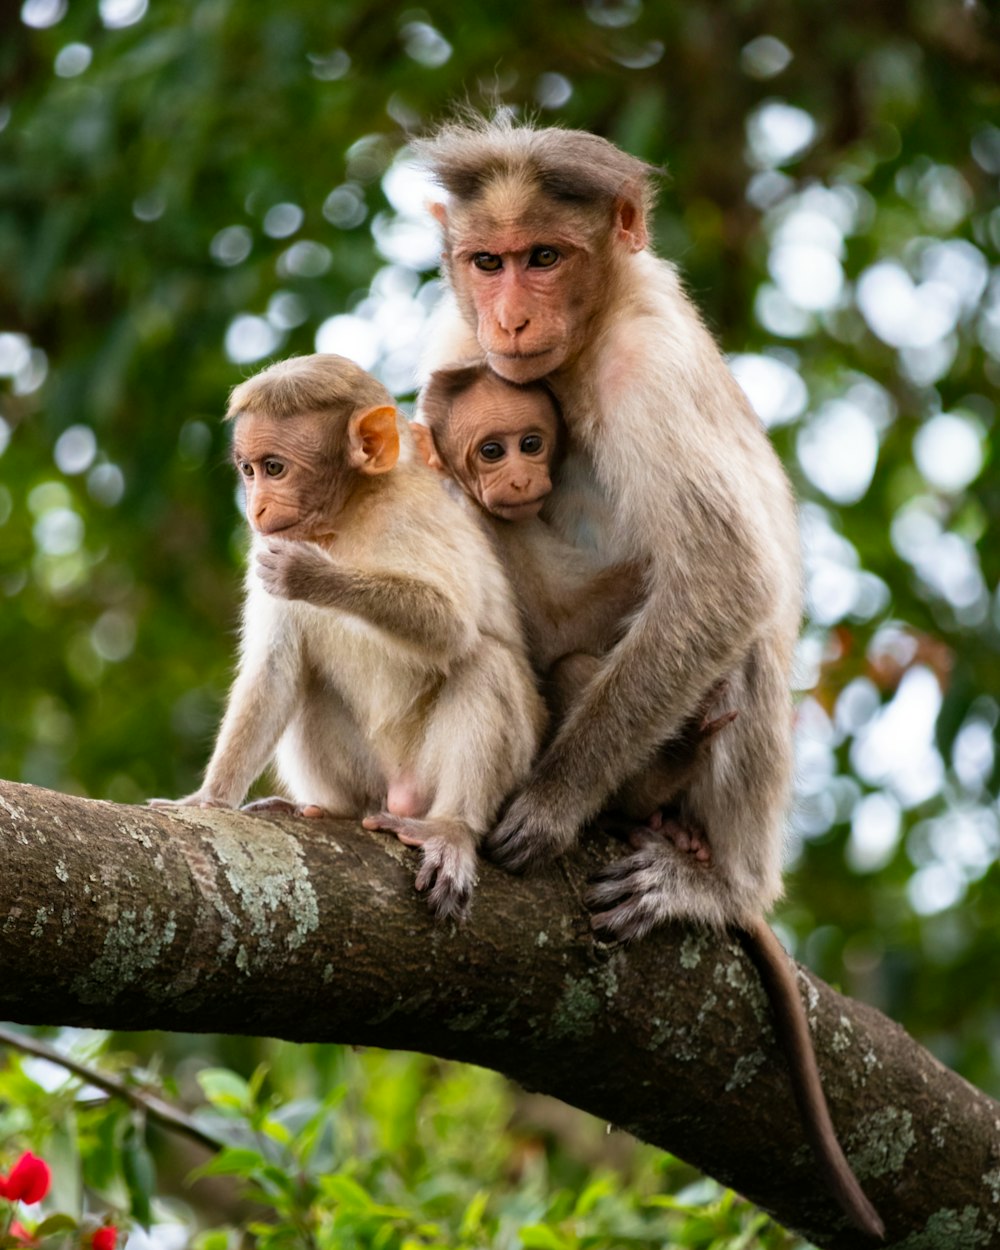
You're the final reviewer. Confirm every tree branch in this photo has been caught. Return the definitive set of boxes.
[0,1024,225,1154]
[1,778,998,1247]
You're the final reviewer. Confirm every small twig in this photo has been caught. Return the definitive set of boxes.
[0,1025,225,1153]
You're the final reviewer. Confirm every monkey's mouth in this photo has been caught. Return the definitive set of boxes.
[254,519,298,536]
[492,496,547,519]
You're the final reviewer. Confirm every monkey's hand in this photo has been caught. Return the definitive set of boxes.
[256,540,341,605]
[148,792,234,810]
[486,779,580,872]
[362,812,477,921]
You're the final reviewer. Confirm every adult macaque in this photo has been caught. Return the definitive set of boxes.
[414,120,883,1237]
[151,353,546,920]
[415,361,735,829]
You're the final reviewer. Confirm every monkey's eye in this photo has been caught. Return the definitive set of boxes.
[238,461,254,477]
[472,253,502,272]
[520,434,544,455]
[263,459,285,478]
[479,442,506,462]
[530,247,559,268]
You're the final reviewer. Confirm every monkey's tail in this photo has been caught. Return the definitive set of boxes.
[736,920,885,1242]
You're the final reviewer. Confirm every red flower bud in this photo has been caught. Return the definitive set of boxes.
[90,1227,118,1250]
[0,1152,51,1204]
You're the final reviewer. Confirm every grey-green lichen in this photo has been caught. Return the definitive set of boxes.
[551,974,601,1039]
[896,1206,996,1249]
[831,1015,853,1054]
[680,932,709,969]
[983,1168,1000,1205]
[849,1106,916,1178]
[213,826,319,951]
[0,792,29,827]
[725,1049,766,1092]
[717,956,769,1026]
[71,906,179,1003]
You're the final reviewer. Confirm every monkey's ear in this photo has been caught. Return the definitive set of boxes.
[427,200,448,228]
[349,405,400,475]
[615,197,648,253]
[411,421,445,472]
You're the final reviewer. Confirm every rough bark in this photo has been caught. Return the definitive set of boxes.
[1,778,998,1248]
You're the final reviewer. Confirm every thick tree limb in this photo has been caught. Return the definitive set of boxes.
[1,779,998,1248]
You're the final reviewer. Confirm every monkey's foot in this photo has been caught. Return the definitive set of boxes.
[241,796,329,819]
[587,828,708,941]
[633,815,712,864]
[485,786,573,872]
[148,795,233,811]
[362,812,477,921]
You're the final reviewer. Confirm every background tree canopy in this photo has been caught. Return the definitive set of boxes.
[1,0,999,1245]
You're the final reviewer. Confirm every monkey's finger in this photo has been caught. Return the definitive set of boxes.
[589,847,653,882]
[484,820,535,871]
[425,869,473,919]
[242,796,299,815]
[589,903,657,943]
[149,796,231,811]
[625,825,665,853]
[362,810,395,831]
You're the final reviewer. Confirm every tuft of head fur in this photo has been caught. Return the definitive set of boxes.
[226,354,394,423]
[412,113,660,221]
[419,360,562,441]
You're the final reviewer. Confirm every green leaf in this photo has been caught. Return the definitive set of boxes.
[192,1232,233,1250]
[260,1116,293,1146]
[320,1173,374,1211]
[460,1189,489,1237]
[518,1225,570,1250]
[573,1176,617,1217]
[34,1214,79,1235]
[197,1069,251,1110]
[189,1147,266,1180]
[122,1123,156,1229]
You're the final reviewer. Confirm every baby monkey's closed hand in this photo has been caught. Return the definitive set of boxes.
[256,540,339,605]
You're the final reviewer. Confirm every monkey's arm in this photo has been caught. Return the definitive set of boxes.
[493,524,645,670]
[531,560,644,669]
[151,604,301,810]
[490,472,776,866]
[257,541,474,658]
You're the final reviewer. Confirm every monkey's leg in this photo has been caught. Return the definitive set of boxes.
[378,643,541,919]
[587,646,789,938]
[273,691,384,818]
[604,681,738,829]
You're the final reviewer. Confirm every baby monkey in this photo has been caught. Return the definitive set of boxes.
[415,362,736,837]
[151,354,545,920]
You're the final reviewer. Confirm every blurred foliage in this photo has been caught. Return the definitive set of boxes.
[0,1032,804,1249]
[2,0,1000,1244]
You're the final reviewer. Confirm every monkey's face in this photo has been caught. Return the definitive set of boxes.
[450,381,559,521]
[447,193,609,385]
[232,411,348,542]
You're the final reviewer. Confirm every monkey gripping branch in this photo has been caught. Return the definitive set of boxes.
[1,777,998,1249]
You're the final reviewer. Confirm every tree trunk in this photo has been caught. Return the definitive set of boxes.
[1,778,997,1247]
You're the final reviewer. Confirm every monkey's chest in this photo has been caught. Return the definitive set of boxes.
[544,448,619,559]
[301,612,439,751]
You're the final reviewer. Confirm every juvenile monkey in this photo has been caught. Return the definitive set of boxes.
[416,361,735,832]
[414,119,883,1237]
[151,353,546,920]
